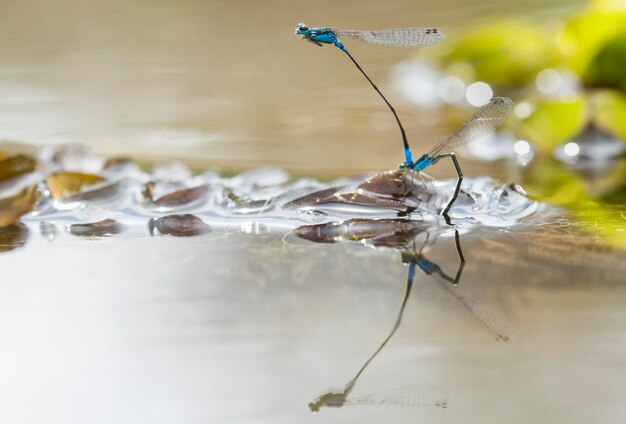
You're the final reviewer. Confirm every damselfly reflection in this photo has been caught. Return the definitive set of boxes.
[295,219,514,341]
[294,219,514,412]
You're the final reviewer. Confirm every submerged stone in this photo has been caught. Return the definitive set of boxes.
[152,214,210,237]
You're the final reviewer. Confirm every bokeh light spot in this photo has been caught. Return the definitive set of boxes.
[465,82,493,106]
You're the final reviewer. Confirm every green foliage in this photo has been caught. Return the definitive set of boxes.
[440,21,561,88]
[559,6,626,78]
[436,2,626,149]
[583,34,626,90]
[516,97,588,153]
[590,90,626,140]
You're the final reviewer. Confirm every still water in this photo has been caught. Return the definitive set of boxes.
[1,216,625,423]
[1,0,625,423]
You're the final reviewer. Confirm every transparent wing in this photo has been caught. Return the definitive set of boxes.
[334,28,445,48]
[344,385,449,408]
[428,97,513,157]
[440,282,515,342]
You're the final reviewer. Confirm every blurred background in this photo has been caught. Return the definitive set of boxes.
[0,0,599,169]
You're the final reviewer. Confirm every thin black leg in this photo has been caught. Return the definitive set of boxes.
[340,48,412,165]
[436,152,464,224]
[452,229,466,285]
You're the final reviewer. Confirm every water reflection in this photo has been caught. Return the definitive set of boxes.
[39,221,56,241]
[0,222,28,253]
[296,218,514,413]
[68,219,123,237]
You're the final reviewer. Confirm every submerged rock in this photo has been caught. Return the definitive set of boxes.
[151,214,210,237]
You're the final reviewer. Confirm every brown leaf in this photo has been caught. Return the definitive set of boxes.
[143,182,210,207]
[0,154,37,182]
[0,185,40,228]
[47,172,105,199]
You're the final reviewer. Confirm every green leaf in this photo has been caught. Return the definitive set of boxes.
[559,8,626,76]
[583,34,626,90]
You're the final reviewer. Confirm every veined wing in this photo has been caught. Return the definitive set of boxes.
[428,97,513,157]
[344,385,449,408]
[439,282,515,342]
[334,28,445,48]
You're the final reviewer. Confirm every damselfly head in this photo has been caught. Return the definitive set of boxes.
[295,23,309,37]
[308,391,346,412]
[308,401,321,413]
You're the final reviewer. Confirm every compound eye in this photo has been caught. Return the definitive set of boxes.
[297,23,308,30]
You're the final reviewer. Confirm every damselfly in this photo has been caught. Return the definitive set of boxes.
[295,23,443,169]
[294,23,513,222]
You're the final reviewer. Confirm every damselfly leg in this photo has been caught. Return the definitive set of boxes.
[436,152,464,225]
[414,97,513,223]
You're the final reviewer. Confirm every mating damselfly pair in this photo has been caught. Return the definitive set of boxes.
[295,23,513,222]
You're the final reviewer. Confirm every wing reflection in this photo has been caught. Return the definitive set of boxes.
[296,218,513,412]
